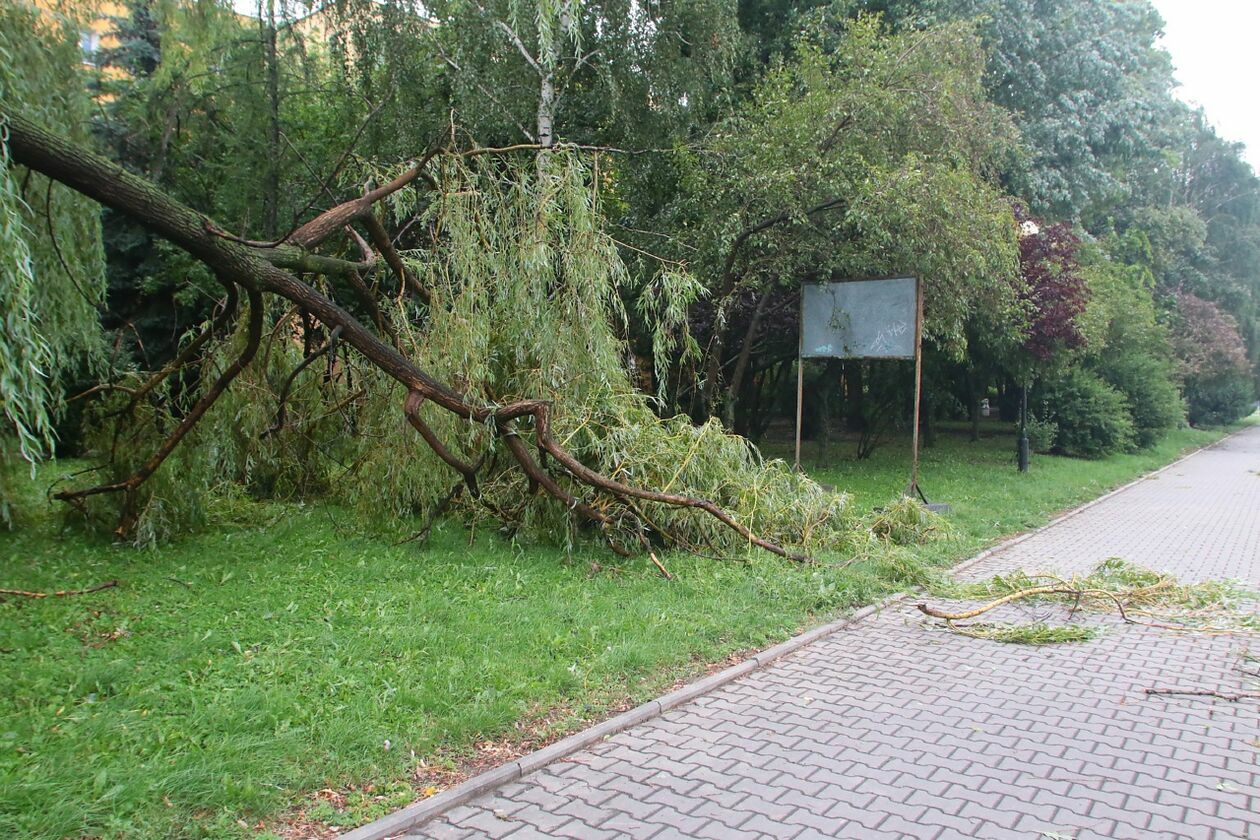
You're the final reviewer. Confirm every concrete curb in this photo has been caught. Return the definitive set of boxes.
[338,428,1245,840]
[947,426,1243,579]
[335,592,908,840]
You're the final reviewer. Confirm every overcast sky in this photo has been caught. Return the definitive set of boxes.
[1151,0,1260,167]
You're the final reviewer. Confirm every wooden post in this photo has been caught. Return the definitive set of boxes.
[794,357,804,471]
[909,277,924,497]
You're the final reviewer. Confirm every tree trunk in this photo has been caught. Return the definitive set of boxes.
[844,362,866,432]
[817,358,843,462]
[699,296,732,420]
[537,72,556,149]
[722,287,770,429]
[755,358,790,441]
[261,0,281,238]
[966,366,981,442]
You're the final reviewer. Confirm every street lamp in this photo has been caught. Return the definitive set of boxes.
[1018,382,1030,472]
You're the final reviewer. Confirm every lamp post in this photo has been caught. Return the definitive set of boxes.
[1018,382,1030,472]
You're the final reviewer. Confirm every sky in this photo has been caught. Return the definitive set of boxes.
[1151,0,1260,167]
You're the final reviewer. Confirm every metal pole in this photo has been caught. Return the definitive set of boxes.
[794,357,804,471]
[1018,382,1030,472]
[909,278,924,496]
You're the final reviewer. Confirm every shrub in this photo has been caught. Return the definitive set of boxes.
[1185,372,1255,426]
[1039,368,1136,458]
[1023,415,1058,453]
[1099,353,1184,448]
[1171,292,1255,427]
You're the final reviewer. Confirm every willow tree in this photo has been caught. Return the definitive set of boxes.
[2,89,877,560]
[0,4,106,521]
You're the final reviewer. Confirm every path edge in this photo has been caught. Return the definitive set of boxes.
[337,427,1245,840]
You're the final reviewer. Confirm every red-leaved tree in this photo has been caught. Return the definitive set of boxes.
[1170,291,1250,377]
[1014,206,1090,361]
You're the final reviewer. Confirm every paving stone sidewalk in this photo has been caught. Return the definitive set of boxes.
[415,428,1260,839]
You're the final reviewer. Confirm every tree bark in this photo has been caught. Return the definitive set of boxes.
[966,365,981,442]
[722,287,771,429]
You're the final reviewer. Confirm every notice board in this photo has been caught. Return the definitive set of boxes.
[799,277,918,360]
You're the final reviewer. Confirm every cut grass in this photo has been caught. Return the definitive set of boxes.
[925,557,1259,636]
[935,621,1101,645]
[0,422,1241,838]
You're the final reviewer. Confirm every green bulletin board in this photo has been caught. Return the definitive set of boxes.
[799,277,917,360]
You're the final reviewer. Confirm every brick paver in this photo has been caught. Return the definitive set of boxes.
[412,428,1260,839]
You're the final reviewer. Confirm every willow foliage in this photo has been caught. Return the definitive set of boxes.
[0,4,106,520]
[0,123,49,469]
[375,154,855,555]
[92,152,860,556]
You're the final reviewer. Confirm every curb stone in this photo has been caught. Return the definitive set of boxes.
[337,428,1243,840]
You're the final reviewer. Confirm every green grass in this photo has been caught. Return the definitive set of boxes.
[0,421,1242,838]
[774,422,1236,567]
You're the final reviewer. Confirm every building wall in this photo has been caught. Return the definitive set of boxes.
[27,0,127,77]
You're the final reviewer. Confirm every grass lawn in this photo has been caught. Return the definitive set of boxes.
[0,421,1244,838]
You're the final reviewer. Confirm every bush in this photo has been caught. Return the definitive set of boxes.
[1039,368,1136,458]
[1023,415,1058,453]
[1185,372,1255,426]
[1170,292,1255,427]
[1099,354,1184,448]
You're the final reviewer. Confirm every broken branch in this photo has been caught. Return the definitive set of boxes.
[916,585,1074,621]
[0,580,118,598]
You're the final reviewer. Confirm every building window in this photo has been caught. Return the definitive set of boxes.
[79,29,101,62]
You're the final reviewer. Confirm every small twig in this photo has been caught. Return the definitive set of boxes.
[649,551,673,581]
[1079,587,1134,625]
[397,482,465,546]
[1145,688,1260,701]
[1067,590,1083,619]
[67,382,138,402]
[262,325,343,438]
[43,178,105,313]
[0,581,118,599]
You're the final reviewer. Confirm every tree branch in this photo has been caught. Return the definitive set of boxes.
[113,282,239,417]
[263,325,343,438]
[362,212,430,304]
[57,283,263,536]
[253,243,375,276]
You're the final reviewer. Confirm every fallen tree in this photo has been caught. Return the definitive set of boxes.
[3,107,857,560]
